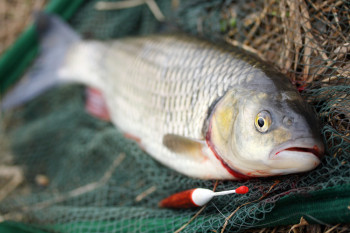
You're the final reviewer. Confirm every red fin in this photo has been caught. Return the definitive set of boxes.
[85,87,110,121]
[124,133,141,144]
[123,133,145,150]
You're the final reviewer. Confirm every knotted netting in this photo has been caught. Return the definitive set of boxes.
[0,0,349,232]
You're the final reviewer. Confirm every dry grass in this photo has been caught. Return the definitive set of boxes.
[0,0,46,55]
[223,0,350,88]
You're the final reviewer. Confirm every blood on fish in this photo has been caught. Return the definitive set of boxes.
[246,170,270,176]
[205,124,250,180]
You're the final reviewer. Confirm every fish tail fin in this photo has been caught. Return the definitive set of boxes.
[2,13,106,110]
[1,12,81,110]
[36,12,107,90]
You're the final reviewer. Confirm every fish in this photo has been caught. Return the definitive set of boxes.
[2,14,324,180]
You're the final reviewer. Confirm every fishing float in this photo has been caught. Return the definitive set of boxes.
[159,186,249,209]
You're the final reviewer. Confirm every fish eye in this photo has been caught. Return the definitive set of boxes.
[255,111,271,133]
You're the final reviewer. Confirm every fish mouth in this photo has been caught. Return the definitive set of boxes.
[270,138,324,160]
[267,138,324,174]
[276,146,322,159]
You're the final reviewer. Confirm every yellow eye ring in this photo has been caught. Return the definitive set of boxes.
[255,111,272,133]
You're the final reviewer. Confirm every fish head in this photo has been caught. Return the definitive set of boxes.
[208,89,324,178]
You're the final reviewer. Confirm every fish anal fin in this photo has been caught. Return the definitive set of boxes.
[163,134,207,162]
[123,132,146,150]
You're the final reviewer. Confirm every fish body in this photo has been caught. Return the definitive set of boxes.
[62,34,324,179]
[3,15,324,179]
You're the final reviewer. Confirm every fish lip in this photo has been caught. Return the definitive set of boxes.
[269,137,324,160]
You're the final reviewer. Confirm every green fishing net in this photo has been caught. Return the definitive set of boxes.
[0,0,349,232]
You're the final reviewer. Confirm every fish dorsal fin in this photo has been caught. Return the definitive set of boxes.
[163,134,207,161]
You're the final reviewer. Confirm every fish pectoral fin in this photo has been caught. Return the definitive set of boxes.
[162,134,207,161]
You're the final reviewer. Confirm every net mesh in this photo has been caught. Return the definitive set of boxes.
[0,0,349,232]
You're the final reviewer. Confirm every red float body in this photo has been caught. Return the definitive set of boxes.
[159,189,199,208]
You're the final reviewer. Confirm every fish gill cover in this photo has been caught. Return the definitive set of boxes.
[0,0,349,232]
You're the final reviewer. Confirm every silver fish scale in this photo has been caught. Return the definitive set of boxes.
[110,36,250,139]
[75,35,263,169]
